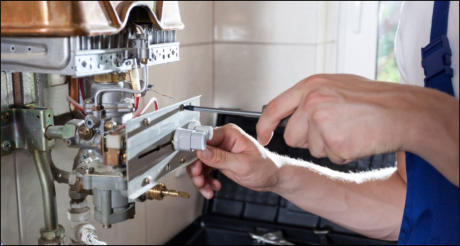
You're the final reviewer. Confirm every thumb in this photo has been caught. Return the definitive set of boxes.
[196,145,237,170]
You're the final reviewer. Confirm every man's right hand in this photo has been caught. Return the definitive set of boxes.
[186,123,281,199]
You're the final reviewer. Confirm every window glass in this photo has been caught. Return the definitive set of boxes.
[376,1,402,83]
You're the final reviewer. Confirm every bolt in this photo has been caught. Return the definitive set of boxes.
[142,118,151,126]
[122,153,127,163]
[84,167,95,174]
[65,139,72,146]
[2,141,12,152]
[142,177,151,186]
[1,112,10,122]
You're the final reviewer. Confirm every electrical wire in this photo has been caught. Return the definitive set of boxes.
[134,96,140,110]
[112,97,159,135]
[79,78,85,102]
[134,97,158,118]
[67,95,86,116]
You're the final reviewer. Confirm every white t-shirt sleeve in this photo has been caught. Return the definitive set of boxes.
[394,1,459,99]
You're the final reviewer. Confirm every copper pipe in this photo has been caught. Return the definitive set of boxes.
[12,72,24,106]
[69,77,79,113]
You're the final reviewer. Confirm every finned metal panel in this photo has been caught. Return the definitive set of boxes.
[1,36,180,77]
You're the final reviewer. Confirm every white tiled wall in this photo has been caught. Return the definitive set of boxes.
[213,1,339,111]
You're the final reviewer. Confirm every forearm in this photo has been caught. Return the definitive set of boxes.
[267,153,406,241]
[403,87,459,186]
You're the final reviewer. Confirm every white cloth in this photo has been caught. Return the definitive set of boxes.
[395,1,459,98]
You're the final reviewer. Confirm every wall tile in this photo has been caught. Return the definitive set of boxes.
[177,1,214,45]
[147,44,214,125]
[214,1,322,44]
[214,43,316,111]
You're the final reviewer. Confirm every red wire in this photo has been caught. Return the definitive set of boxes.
[154,100,158,111]
[134,96,140,110]
[79,78,85,100]
[67,97,87,116]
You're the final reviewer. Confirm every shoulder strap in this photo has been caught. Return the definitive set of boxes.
[421,1,454,96]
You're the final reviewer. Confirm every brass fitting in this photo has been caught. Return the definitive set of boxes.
[77,125,93,140]
[146,183,190,200]
[93,74,113,83]
[104,120,114,131]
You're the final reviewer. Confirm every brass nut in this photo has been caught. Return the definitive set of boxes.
[93,74,113,83]
[104,121,114,131]
[146,183,166,200]
[78,125,93,140]
[92,105,102,111]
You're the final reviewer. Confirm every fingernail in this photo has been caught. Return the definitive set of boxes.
[202,147,212,159]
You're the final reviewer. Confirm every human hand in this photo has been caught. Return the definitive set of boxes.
[256,74,438,164]
[187,123,280,199]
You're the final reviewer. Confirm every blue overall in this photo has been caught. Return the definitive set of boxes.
[398,1,459,245]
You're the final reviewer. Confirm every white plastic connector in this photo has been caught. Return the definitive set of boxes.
[173,121,213,152]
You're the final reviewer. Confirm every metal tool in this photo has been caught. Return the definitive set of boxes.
[183,105,262,118]
[183,105,290,126]
[249,230,295,245]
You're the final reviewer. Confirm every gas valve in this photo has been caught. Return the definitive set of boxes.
[172,121,213,151]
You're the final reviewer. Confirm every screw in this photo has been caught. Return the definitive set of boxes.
[180,157,186,163]
[142,118,150,126]
[2,141,12,152]
[1,112,10,122]
[84,166,95,174]
[102,224,112,229]
[142,177,151,186]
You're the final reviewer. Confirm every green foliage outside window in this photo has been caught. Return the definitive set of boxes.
[376,1,402,83]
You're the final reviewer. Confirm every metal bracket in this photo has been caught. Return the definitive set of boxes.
[1,106,55,155]
[125,96,201,200]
